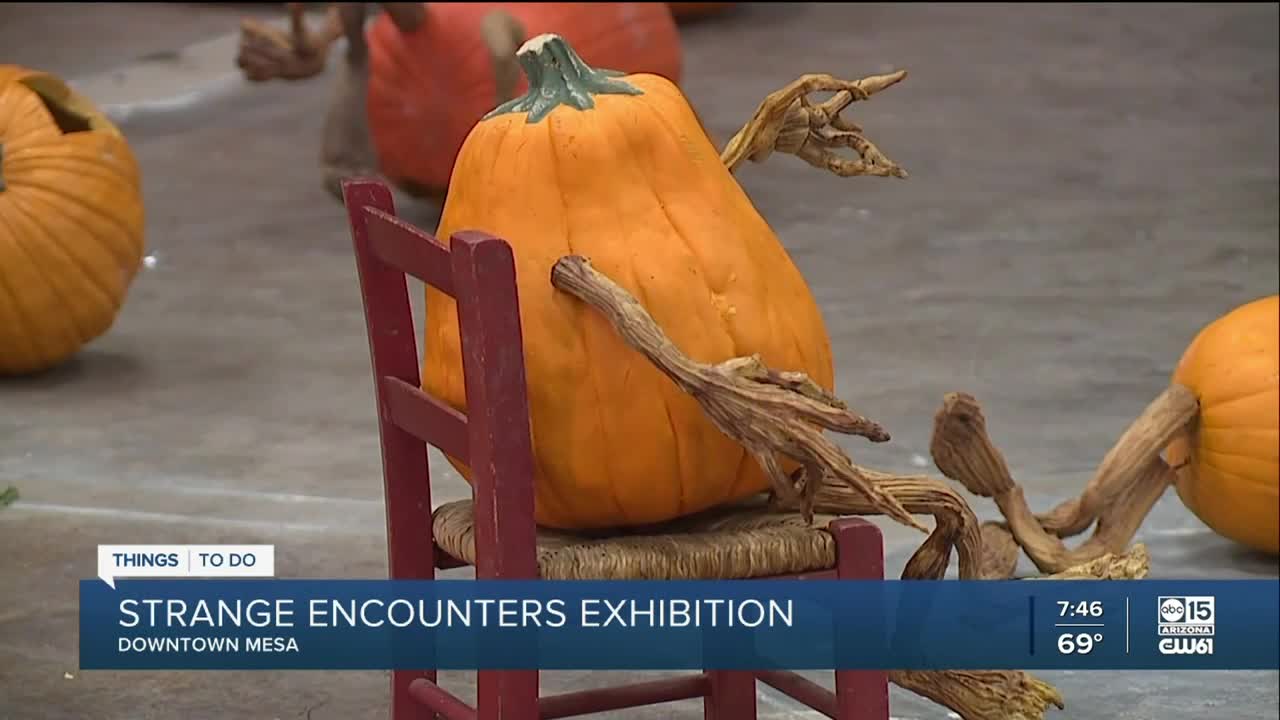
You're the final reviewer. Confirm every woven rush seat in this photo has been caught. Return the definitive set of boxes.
[432,497,840,580]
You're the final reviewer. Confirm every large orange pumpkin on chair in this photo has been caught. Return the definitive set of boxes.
[0,66,145,375]
[1166,295,1279,555]
[366,3,683,199]
[424,34,834,530]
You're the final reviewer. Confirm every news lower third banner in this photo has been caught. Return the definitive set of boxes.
[80,577,1278,671]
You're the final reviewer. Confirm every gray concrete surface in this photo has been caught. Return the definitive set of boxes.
[1,2,1278,719]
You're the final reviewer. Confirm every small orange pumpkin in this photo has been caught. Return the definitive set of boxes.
[1166,295,1279,555]
[0,66,145,375]
[425,34,834,530]
[366,3,683,199]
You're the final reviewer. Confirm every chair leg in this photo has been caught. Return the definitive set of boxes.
[392,670,437,720]
[704,671,757,719]
[477,669,539,720]
[830,518,891,720]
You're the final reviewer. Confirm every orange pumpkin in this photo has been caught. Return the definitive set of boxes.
[666,3,737,21]
[366,3,683,199]
[1166,295,1279,555]
[425,34,833,530]
[0,66,145,375]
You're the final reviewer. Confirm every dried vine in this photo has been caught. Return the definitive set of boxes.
[711,69,1173,581]
[544,69,1178,719]
[550,253,1157,720]
[721,71,909,179]
[550,256,924,534]
[931,389,1196,575]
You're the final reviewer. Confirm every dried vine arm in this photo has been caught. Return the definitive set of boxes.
[720,71,909,178]
[550,255,924,533]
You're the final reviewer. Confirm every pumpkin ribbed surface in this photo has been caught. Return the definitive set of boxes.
[0,66,144,375]
[366,2,683,198]
[1166,294,1279,555]
[424,35,832,530]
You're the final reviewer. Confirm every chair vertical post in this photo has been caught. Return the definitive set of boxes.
[449,230,540,720]
[704,671,758,719]
[830,517,891,720]
[342,179,438,720]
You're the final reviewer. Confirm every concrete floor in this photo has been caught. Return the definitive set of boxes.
[1,2,1278,719]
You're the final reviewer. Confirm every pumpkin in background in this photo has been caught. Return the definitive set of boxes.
[366,3,683,199]
[1166,295,1279,555]
[425,34,834,530]
[666,3,737,21]
[0,66,145,375]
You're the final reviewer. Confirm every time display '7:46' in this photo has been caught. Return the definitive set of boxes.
[1058,601,1103,618]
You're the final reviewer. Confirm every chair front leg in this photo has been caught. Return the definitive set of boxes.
[703,609,758,720]
[704,670,757,720]
[478,670,540,720]
[829,517,891,720]
[392,670,437,720]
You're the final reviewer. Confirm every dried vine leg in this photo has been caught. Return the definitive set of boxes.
[319,2,381,200]
[1025,544,1150,581]
[1033,385,1198,538]
[930,388,1197,575]
[237,3,344,82]
[720,72,909,178]
[891,670,1064,720]
[480,11,527,105]
[549,255,925,533]
[808,472,1147,720]
[236,1,426,84]
[891,545,1147,720]
[802,471,984,579]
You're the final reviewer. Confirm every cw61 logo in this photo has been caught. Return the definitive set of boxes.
[1159,637,1214,655]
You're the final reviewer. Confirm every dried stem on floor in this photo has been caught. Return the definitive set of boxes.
[720,71,909,178]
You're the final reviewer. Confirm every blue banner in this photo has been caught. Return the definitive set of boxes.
[79,579,1279,671]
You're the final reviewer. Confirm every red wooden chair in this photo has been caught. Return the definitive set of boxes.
[342,177,892,720]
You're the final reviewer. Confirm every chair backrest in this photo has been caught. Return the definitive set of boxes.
[341,178,538,581]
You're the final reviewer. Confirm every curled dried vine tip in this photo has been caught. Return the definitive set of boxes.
[721,70,909,179]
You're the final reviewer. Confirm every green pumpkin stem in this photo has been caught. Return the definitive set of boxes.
[483,33,643,123]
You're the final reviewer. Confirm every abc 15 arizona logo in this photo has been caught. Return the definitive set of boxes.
[1157,596,1214,655]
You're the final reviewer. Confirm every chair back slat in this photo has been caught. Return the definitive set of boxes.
[341,178,538,583]
[382,377,470,462]
[365,208,456,296]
